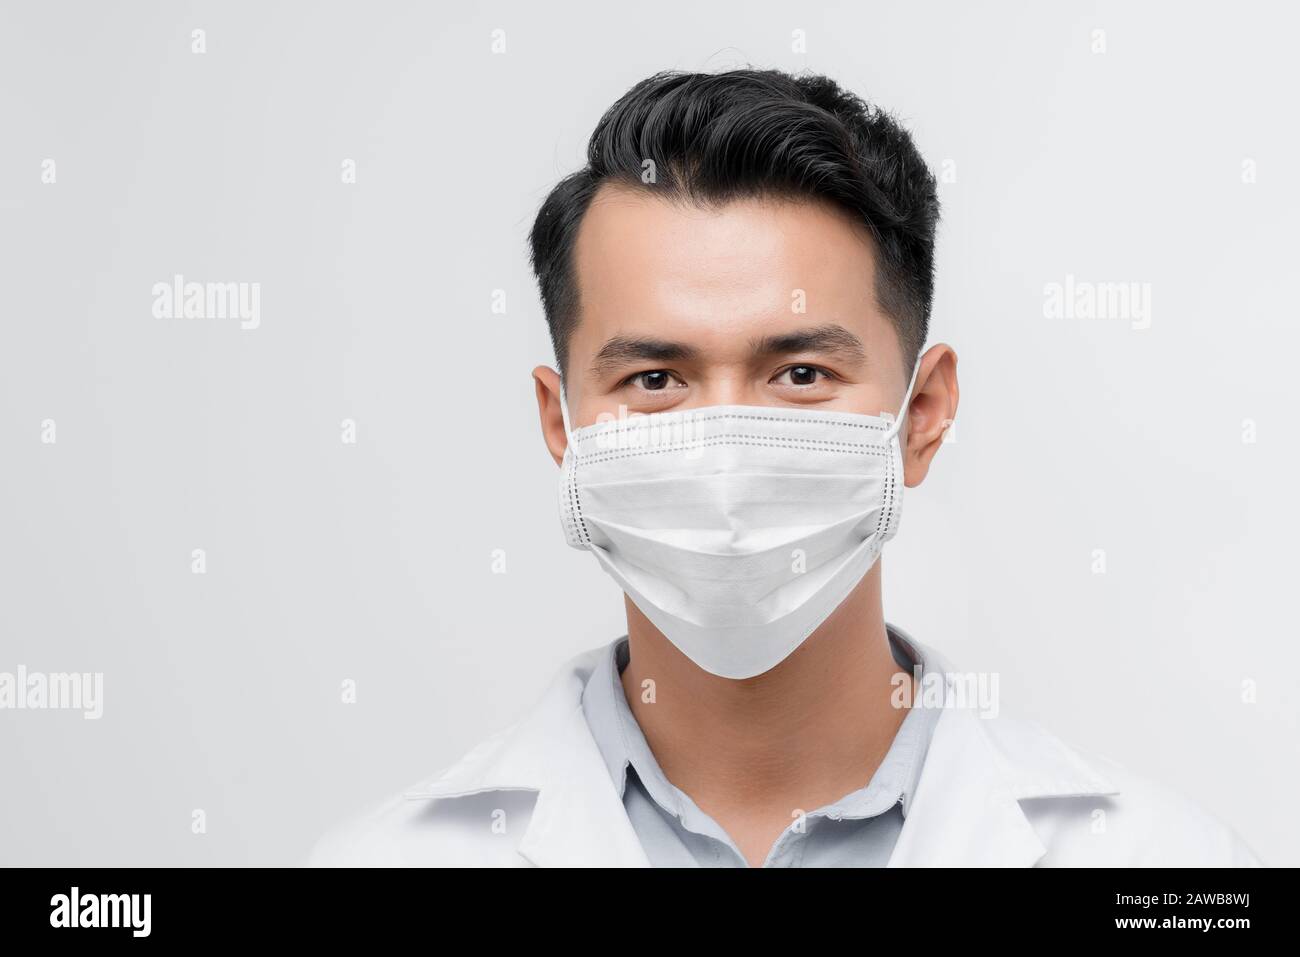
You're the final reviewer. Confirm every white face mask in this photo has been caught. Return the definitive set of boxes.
[556,358,923,679]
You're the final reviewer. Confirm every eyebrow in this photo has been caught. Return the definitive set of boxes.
[749,323,867,363]
[590,336,700,378]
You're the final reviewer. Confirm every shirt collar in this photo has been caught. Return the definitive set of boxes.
[579,624,941,824]
[885,624,942,818]
[405,634,1120,867]
[579,635,637,800]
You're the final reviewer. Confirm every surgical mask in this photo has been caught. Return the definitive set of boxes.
[556,358,923,679]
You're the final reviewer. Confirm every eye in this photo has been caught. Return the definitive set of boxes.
[773,364,833,387]
[621,370,682,392]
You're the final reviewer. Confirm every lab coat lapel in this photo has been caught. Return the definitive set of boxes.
[886,699,1048,866]
[515,701,651,868]
[887,638,1120,867]
[408,646,649,867]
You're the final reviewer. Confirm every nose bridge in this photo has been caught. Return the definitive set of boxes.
[691,361,758,408]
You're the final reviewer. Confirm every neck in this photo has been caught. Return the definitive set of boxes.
[620,565,911,845]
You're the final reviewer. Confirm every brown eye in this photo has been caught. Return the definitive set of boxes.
[637,371,671,391]
[774,365,830,387]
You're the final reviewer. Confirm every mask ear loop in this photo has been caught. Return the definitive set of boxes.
[557,374,576,451]
[883,353,925,443]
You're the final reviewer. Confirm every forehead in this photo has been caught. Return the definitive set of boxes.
[569,183,887,355]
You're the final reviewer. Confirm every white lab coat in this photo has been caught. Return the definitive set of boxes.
[308,638,1262,867]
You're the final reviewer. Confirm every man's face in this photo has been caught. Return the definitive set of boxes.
[561,184,909,428]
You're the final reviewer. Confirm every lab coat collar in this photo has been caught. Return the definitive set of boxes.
[402,638,1119,867]
[402,645,651,867]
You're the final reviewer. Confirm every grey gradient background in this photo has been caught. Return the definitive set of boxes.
[1,0,1295,866]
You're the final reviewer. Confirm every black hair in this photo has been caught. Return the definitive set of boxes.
[528,68,940,376]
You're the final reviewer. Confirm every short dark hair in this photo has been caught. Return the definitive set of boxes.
[528,68,940,376]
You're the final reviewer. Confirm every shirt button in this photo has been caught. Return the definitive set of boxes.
[827,809,842,821]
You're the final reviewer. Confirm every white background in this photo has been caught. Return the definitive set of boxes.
[1,0,1295,865]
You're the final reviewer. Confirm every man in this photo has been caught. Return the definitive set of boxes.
[310,69,1260,867]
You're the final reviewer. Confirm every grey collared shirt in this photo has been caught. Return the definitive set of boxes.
[579,624,940,867]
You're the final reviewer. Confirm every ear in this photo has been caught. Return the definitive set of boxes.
[901,344,959,488]
[533,365,568,466]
